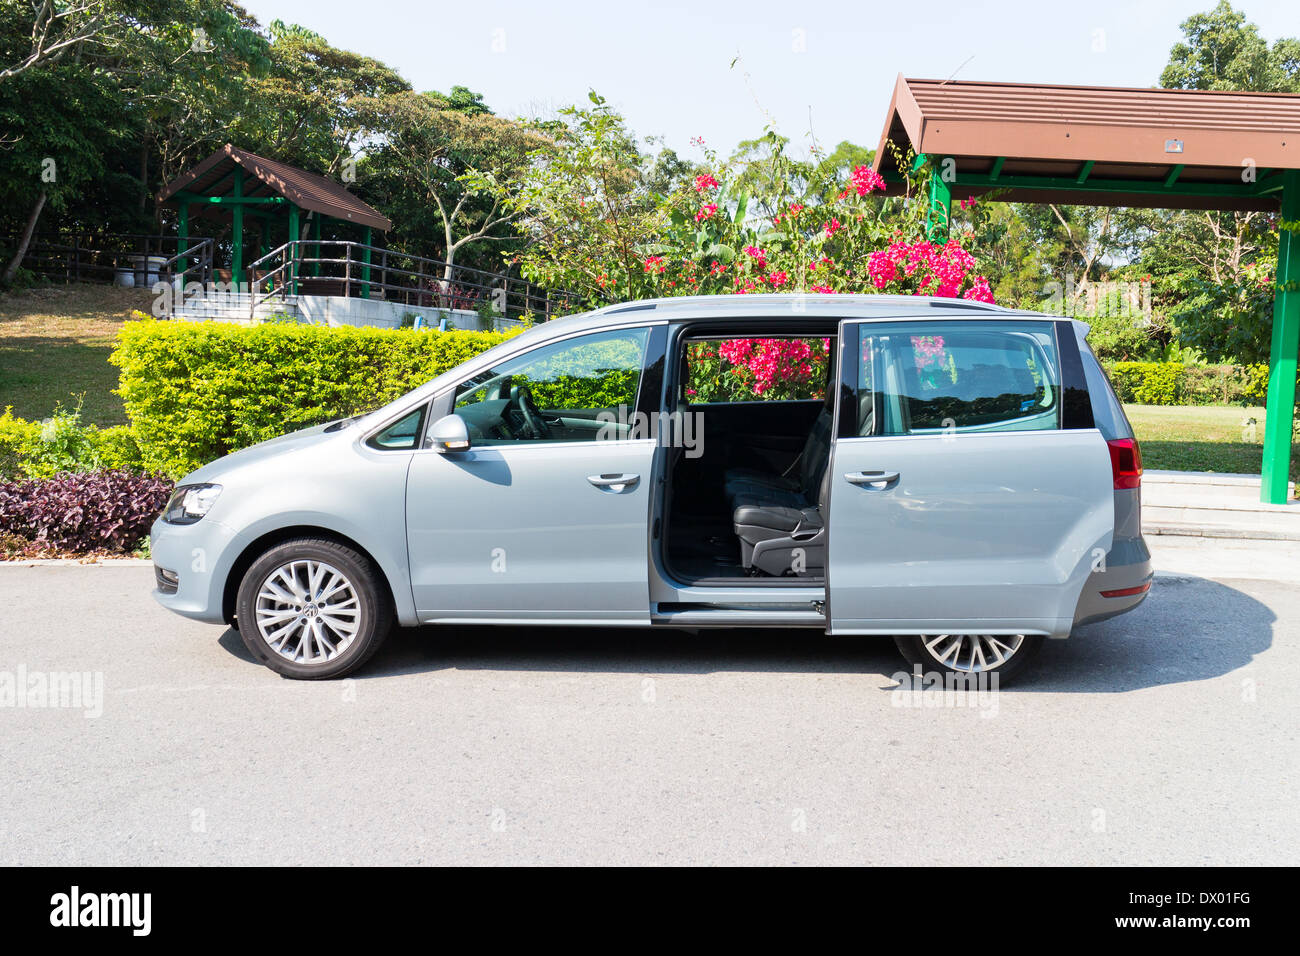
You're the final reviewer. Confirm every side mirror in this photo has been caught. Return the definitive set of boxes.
[429,413,471,454]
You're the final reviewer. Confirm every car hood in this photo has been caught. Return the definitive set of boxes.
[180,421,353,485]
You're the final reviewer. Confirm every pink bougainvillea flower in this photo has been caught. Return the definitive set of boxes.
[849,165,886,196]
[789,203,804,216]
[811,285,834,294]
[643,255,666,273]
[694,173,720,192]
[743,245,768,268]
[962,275,995,303]
[766,270,789,288]
[709,260,727,275]
[695,203,718,222]
[959,197,978,210]
[823,218,842,238]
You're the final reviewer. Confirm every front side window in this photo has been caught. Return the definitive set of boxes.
[856,321,1061,436]
[449,327,650,444]
[368,404,427,450]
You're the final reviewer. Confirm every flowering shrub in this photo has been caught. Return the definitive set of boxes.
[641,142,995,303]
[0,470,173,555]
[484,98,995,309]
[685,337,831,402]
[867,240,996,302]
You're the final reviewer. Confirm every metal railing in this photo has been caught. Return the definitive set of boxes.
[10,232,216,294]
[246,239,579,321]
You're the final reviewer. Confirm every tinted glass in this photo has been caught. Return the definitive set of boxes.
[451,327,649,444]
[857,321,1061,436]
[368,405,426,450]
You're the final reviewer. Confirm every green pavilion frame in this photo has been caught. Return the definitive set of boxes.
[156,143,392,296]
[872,76,1300,504]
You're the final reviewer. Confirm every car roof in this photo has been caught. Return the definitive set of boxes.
[527,293,1062,341]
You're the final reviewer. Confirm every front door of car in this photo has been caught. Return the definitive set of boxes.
[406,324,664,624]
[827,318,1114,639]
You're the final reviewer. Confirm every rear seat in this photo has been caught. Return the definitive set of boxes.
[726,398,834,576]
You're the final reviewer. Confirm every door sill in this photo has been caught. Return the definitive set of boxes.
[653,602,825,627]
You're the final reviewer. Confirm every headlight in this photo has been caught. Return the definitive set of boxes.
[162,483,223,525]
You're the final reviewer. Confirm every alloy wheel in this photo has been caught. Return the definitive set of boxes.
[254,559,361,665]
[920,634,1025,673]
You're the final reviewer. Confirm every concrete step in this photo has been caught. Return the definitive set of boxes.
[1140,469,1300,540]
[1143,469,1295,500]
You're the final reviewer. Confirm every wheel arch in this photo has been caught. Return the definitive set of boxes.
[222,525,399,627]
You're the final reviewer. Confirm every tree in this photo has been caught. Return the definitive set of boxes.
[1144,1,1300,361]
[0,59,125,281]
[0,0,116,83]
[1160,1,1300,92]
[365,88,548,289]
[468,91,664,303]
[235,20,409,178]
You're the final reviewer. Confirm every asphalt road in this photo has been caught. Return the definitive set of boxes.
[1,540,1297,866]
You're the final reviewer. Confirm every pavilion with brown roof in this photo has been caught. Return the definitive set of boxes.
[872,76,1300,503]
[156,143,391,294]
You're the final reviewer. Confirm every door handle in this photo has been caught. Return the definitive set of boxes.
[588,473,640,492]
[845,470,900,488]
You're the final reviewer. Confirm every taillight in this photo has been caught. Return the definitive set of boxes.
[1107,438,1143,490]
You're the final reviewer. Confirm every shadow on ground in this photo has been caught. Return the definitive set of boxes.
[216,574,1274,693]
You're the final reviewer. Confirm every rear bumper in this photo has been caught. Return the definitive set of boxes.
[1072,535,1153,627]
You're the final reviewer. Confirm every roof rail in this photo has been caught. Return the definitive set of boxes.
[926,299,1004,311]
[603,302,658,315]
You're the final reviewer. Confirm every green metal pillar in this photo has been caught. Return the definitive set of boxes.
[231,168,244,287]
[926,156,951,243]
[361,226,372,299]
[177,200,189,279]
[288,205,300,296]
[1261,170,1300,504]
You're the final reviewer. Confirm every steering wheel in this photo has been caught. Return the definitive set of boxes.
[510,385,552,439]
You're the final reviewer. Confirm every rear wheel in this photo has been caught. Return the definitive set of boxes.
[893,633,1043,684]
[235,538,392,679]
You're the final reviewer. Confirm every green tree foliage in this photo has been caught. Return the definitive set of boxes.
[1160,1,1300,92]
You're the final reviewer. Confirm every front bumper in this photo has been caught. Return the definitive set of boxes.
[149,515,239,625]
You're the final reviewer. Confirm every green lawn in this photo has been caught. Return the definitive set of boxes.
[1124,403,1298,479]
[0,283,154,427]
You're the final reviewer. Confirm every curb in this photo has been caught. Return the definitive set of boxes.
[0,558,152,567]
[1144,523,1300,542]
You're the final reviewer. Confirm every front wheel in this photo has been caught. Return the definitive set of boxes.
[235,538,393,679]
[893,633,1043,685]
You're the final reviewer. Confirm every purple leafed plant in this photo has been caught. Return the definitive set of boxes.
[0,470,173,554]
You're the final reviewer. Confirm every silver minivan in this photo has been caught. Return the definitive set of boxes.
[151,294,1152,682]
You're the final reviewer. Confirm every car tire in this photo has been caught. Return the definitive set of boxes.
[892,633,1043,685]
[235,537,393,680]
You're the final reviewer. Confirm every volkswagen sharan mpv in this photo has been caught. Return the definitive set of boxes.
[151,294,1152,683]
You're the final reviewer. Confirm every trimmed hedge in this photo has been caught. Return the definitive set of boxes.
[1106,361,1273,407]
[112,320,515,477]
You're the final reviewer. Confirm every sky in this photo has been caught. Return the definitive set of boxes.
[239,0,1298,162]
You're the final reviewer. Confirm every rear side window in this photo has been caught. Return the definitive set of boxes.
[856,321,1061,436]
[1077,332,1134,440]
